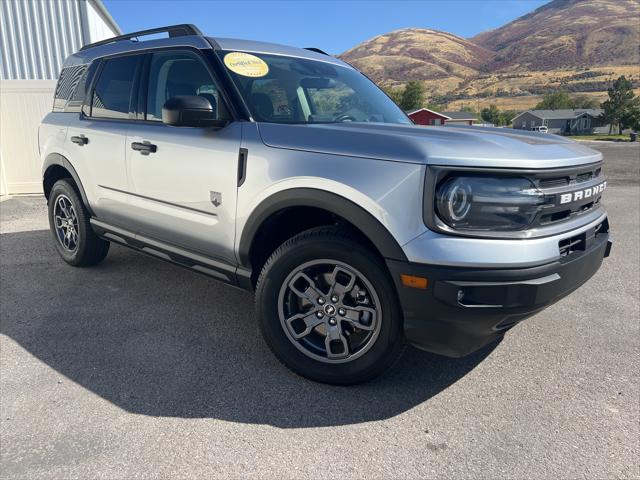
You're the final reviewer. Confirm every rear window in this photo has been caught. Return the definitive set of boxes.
[53,64,88,112]
[90,55,140,119]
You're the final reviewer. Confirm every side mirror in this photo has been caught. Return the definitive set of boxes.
[161,95,228,128]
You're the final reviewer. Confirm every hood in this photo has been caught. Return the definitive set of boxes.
[256,122,602,169]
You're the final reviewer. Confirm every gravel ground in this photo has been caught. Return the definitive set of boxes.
[0,143,638,479]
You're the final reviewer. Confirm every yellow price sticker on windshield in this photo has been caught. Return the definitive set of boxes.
[223,52,269,78]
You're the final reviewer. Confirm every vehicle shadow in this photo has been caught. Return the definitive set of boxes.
[0,229,498,428]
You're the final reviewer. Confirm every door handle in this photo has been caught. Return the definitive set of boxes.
[70,135,88,146]
[131,141,157,155]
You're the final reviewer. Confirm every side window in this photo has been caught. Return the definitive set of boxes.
[66,61,99,113]
[146,50,229,122]
[53,64,87,111]
[250,79,292,121]
[91,55,140,119]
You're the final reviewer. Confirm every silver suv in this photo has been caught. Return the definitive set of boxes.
[40,25,611,384]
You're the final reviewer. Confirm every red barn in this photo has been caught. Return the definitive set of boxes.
[407,108,449,126]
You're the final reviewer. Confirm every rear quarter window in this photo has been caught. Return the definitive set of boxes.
[53,64,88,112]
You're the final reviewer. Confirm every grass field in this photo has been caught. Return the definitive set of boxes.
[570,134,634,142]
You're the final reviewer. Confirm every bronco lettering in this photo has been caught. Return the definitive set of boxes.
[560,182,607,204]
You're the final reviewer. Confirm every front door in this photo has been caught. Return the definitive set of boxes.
[124,49,240,264]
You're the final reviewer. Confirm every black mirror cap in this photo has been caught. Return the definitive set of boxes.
[162,95,228,128]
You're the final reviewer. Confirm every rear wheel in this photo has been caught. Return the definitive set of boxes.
[48,179,110,266]
[255,227,404,385]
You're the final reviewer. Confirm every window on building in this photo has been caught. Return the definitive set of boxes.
[581,117,589,130]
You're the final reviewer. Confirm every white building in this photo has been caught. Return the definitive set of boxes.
[0,0,121,196]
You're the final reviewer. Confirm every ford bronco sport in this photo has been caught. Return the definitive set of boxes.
[40,25,611,385]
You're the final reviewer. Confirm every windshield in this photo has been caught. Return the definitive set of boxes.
[219,51,411,125]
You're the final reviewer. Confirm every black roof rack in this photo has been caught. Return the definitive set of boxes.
[304,47,329,56]
[80,24,203,51]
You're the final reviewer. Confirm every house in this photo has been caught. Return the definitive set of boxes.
[406,108,449,125]
[0,0,121,196]
[511,109,609,135]
[440,111,477,126]
[407,108,477,126]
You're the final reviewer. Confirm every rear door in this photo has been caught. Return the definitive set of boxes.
[66,53,143,225]
[124,48,241,264]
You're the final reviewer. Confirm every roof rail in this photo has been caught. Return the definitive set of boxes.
[80,24,203,51]
[304,47,329,56]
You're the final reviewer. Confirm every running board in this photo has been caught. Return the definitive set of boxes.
[90,219,253,290]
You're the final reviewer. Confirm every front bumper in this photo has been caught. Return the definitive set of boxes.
[387,221,611,357]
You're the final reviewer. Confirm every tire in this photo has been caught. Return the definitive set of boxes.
[48,179,110,266]
[255,226,404,385]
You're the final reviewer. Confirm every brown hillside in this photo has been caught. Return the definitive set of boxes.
[472,0,640,71]
[338,0,640,111]
[340,28,493,85]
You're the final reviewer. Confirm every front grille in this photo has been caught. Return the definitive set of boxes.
[539,197,601,225]
[537,166,601,189]
[539,177,570,188]
[532,162,605,228]
[577,171,595,182]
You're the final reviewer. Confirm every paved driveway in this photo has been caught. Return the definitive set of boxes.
[1,143,638,479]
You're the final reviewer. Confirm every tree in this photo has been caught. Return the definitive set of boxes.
[498,110,517,126]
[601,76,639,134]
[536,91,601,110]
[425,102,445,112]
[480,104,501,125]
[384,86,404,106]
[621,104,640,132]
[399,81,425,111]
[571,95,600,109]
[479,106,516,127]
[535,91,574,110]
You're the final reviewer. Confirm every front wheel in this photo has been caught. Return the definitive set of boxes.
[255,227,404,385]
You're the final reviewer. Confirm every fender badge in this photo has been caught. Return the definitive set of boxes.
[210,191,222,207]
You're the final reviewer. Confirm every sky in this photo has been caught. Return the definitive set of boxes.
[103,0,550,54]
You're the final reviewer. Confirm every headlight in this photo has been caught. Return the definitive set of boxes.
[435,175,545,231]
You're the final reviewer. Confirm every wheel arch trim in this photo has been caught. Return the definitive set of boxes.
[42,153,94,216]
[238,188,408,268]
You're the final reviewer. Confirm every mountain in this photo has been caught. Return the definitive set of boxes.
[341,28,493,84]
[338,0,640,110]
[473,0,640,71]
